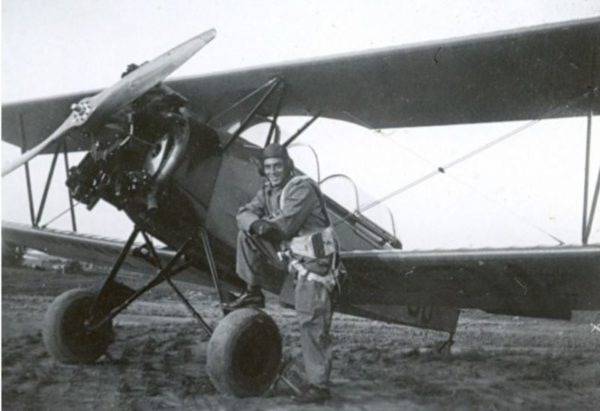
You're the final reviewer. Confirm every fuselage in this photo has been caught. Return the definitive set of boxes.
[67,110,401,295]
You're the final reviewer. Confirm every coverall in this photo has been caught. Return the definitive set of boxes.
[236,176,334,388]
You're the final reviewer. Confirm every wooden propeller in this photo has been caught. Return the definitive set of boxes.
[2,28,216,177]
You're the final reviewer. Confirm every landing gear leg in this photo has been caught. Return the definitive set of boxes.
[85,232,211,336]
[140,231,213,335]
[42,227,141,364]
[197,226,231,315]
[43,227,215,364]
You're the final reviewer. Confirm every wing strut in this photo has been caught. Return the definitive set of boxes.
[582,44,599,245]
[282,113,321,147]
[582,103,600,245]
[265,84,285,146]
[34,143,61,227]
[16,110,80,231]
[18,113,36,226]
[583,164,600,244]
[221,78,282,151]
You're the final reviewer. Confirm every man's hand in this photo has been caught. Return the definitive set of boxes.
[250,220,281,240]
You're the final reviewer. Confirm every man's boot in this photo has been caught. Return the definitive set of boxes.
[223,286,265,311]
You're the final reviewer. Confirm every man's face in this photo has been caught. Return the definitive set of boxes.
[263,157,287,187]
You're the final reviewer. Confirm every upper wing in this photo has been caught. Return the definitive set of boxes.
[175,17,600,129]
[340,246,600,320]
[3,18,598,152]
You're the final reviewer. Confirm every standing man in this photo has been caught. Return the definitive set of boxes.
[223,142,339,403]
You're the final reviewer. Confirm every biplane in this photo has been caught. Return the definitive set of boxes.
[2,18,600,397]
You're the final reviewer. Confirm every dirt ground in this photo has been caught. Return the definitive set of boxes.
[2,265,599,411]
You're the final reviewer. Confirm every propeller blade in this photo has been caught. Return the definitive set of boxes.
[2,113,77,177]
[84,28,217,126]
[2,28,216,177]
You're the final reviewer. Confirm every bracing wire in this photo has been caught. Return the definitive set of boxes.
[380,134,566,245]
[41,201,81,228]
[351,91,590,220]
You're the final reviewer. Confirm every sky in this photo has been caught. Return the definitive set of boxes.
[2,0,600,250]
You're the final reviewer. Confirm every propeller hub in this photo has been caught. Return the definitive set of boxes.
[70,99,93,124]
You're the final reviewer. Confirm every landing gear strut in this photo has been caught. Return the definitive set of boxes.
[42,225,284,398]
[42,226,212,363]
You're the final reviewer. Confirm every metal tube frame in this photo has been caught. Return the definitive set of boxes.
[266,86,285,146]
[197,227,226,308]
[86,227,224,336]
[222,78,282,151]
[88,233,195,332]
[208,77,280,129]
[91,227,141,314]
[282,113,320,147]
[141,232,213,334]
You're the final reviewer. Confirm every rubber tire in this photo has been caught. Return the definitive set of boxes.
[43,288,113,364]
[207,308,282,397]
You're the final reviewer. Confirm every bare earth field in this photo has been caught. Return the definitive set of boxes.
[2,266,599,411]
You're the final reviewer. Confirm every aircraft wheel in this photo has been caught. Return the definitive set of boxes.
[43,288,113,364]
[207,308,282,397]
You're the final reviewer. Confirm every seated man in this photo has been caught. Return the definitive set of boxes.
[224,142,339,403]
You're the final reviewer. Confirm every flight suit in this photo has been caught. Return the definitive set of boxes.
[236,175,335,388]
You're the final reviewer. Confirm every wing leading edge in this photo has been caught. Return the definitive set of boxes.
[1,221,210,287]
[3,18,599,153]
